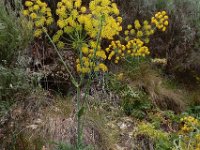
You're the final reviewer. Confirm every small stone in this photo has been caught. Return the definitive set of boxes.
[34,118,42,124]
[27,124,38,130]
[120,123,127,130]
[128,132,133,137]
[114,144,126,150]
[107,122,116,129]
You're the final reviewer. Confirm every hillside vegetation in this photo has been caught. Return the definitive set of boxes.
[1,0,200,150]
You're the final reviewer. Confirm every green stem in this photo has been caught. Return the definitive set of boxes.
[82,73,93,107]
[82,16,104,104]
[77,85,82,149]
[91,15,104,71]
[44,28,82,149]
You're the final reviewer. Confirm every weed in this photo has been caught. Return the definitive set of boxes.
[121,86,152,119]
[0,65,31,101]
[186,105,200,120]
[136,121,172,150]
[10,0,170,148]
[55,142,94,150]
[56,142,75,150]
[173,116,200,150]
[0,100,11,117]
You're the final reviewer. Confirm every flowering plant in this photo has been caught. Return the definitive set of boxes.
[23,0,169,75]
[22,0,169,148]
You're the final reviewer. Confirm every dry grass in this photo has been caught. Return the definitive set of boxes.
[84,106,119,150]
[1,88,120,150]
[123,62,185,113]
[184,90,200,106]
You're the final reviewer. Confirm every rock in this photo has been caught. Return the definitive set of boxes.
[119,123,127,130]
[27,124,38,130]
[114,144,127,150]
[34,118,43,124]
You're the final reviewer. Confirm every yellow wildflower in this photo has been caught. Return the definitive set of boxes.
[57,41,65,49]
[30,13,37,19]
[98,63,108,72]
[57,19,65,28]
[34,29,43,37]
[25,1,33,7]
[46,17,54,25]
[82,47,89,54]
[134,20,141,29]
[22,10,29,16]
[164,21,169,26]
[75,0,81,8]
[33,5,40,11]
[137,31,143,37]
[127,24,132,30]
[80,7,87,13]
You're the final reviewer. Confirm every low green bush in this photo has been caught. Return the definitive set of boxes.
[0,65,32,117]
[0,1,33,65]
[121,86,152,119]
[117,0,200,82]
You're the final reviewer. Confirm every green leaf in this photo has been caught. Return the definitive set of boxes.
[71,79,79,88]
[78,107,85,118]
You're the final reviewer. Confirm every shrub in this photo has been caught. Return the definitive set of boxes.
[162,0,200,81]
[136,121,172,150]
[21,0,169,148]
[0,65,30,101]
[173,116,200,150]
[121,86,152,119]
[0,1,34,118]
[117,0,200,83]
[22,0,169,74]
[0,65,32,117]
[0,1,33,65]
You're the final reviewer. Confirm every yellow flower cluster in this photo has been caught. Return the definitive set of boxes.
[106,40,126,63]
[52,0,123,73]
[76,57,94,73]
[195,134,200,150]
[116,73,124,81]
[53,0,122,44]
[105,38,150,64]
[22,0,53,38]
[52,0,84,46]
[76,41,108,73]
[104,11,169,65]
[176,117,200,150]
[76,58,108,73]
[196,134,200,141]
[151,11,169,32]
[180,116,200,133]
[23,0,170,74]
[124,20,154,44]
[137,122,169,140]
[88,0,122,39]
[126,38,150,57]
[55,0,83,30]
